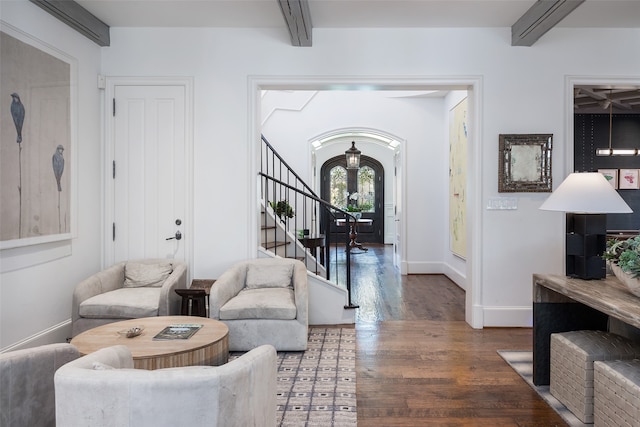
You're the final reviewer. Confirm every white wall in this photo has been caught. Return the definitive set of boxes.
[2,1,640,348]
[99,26,638,328]
[261,90,429,246]
[0,1,103,350]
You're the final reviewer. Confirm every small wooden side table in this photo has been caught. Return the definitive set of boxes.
[175,279,216,317]
[298,234,326,265]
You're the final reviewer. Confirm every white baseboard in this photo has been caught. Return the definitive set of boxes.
[406,261,442,274]
[1,320,71,353]
[443,263,466,291]
[406,261,466,290]
[403,262,531,328]
[468,304,484,329]
[399,260,408,275]
[482,306,533,327]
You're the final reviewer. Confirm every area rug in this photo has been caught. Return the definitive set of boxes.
[231,328,357,426]
[497,350,585,427]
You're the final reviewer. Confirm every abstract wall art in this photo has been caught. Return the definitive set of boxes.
[449,97,468,259]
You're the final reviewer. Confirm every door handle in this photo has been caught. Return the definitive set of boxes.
[166,231,182,241]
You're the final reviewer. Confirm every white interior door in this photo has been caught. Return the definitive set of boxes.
[107,83,189,264]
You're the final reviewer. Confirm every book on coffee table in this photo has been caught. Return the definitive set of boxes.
[153,324,203,340]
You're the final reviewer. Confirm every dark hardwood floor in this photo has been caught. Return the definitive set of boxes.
[336,244,568,426]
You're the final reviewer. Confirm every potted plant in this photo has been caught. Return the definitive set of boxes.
[270,200,294,221]
[603,236,640,296]
[344,192,363,220]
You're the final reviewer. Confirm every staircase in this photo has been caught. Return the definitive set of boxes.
[260,204,327,277]
[258,135,358,310]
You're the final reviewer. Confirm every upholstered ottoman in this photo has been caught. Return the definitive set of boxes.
[594,359,640,427]
[550,330,640,423]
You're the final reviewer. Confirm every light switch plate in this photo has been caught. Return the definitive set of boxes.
[487,197,518,210]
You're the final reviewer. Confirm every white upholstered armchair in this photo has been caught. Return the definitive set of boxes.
[71,259,187,337]
[209,257,309,351]
[54,344,277,427]
[0,343,79,427]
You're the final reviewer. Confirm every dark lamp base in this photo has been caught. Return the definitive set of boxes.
[565,213,607,280]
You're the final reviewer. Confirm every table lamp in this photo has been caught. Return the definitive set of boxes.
[539,172,632,279]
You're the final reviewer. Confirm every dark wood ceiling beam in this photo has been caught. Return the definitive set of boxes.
[29,0,110,46]
[278,0,312,47]
[511,0,585,47]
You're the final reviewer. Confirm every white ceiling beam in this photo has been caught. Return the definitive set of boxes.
[511,0,585,47]
[278,0,312,47]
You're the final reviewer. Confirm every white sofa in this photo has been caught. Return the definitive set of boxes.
[210,257,309,351]
[71,258,187,337]
[54,344,277,427]
[0,343,79,427]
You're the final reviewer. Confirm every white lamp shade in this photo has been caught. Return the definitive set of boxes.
[539,172,633,214]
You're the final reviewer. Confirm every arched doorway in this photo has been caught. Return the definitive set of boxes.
[320,155,384,244]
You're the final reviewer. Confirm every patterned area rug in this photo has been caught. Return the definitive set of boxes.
[498,350,585,427]
[231,328,357,426]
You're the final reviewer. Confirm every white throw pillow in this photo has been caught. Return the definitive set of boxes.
[245,263,293,289]
[124,262,173,288]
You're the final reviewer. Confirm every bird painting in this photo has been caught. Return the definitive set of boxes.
[10,93,25,144]
[52,145,64,192]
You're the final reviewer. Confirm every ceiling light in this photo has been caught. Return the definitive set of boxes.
[596,90,638,157]
[345,141,361,170]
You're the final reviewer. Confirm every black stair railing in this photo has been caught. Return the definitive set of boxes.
[260,135,358,309]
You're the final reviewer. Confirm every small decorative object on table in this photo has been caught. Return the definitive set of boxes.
[153,324,203,340]
[346,200,362,221]
[117,326,144,338]
[604,235,640,297]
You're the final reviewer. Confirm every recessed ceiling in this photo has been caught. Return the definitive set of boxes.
[575,86,640,113]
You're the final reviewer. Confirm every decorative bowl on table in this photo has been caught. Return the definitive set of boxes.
[609,262,640,297]
[117,326,144,338]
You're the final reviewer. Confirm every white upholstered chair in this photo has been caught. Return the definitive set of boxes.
[209,257,309,351]
[54,344,277,427]
[0,343,79,427]
[71,259,187,337]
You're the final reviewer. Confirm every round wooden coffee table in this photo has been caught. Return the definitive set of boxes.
[71,315,229,370]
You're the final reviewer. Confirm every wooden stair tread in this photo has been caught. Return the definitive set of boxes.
[263,241,290,249]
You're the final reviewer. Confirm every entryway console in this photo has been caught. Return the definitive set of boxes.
[532,273,640,385]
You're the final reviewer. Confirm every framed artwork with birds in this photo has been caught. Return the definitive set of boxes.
[0,26,76,249]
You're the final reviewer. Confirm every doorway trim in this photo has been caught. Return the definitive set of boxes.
[565,75,640,174]
[248,75,483,329]
[310,127,403,266]
[102,76,194,274]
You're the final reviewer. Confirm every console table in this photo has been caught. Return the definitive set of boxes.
[532,273,640,385]
[335,218,373,251]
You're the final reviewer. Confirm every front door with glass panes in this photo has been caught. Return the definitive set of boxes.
[320,155,384,244]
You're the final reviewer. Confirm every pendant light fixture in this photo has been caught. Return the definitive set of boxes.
[596,90,638,156]
[345,141,361,169]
